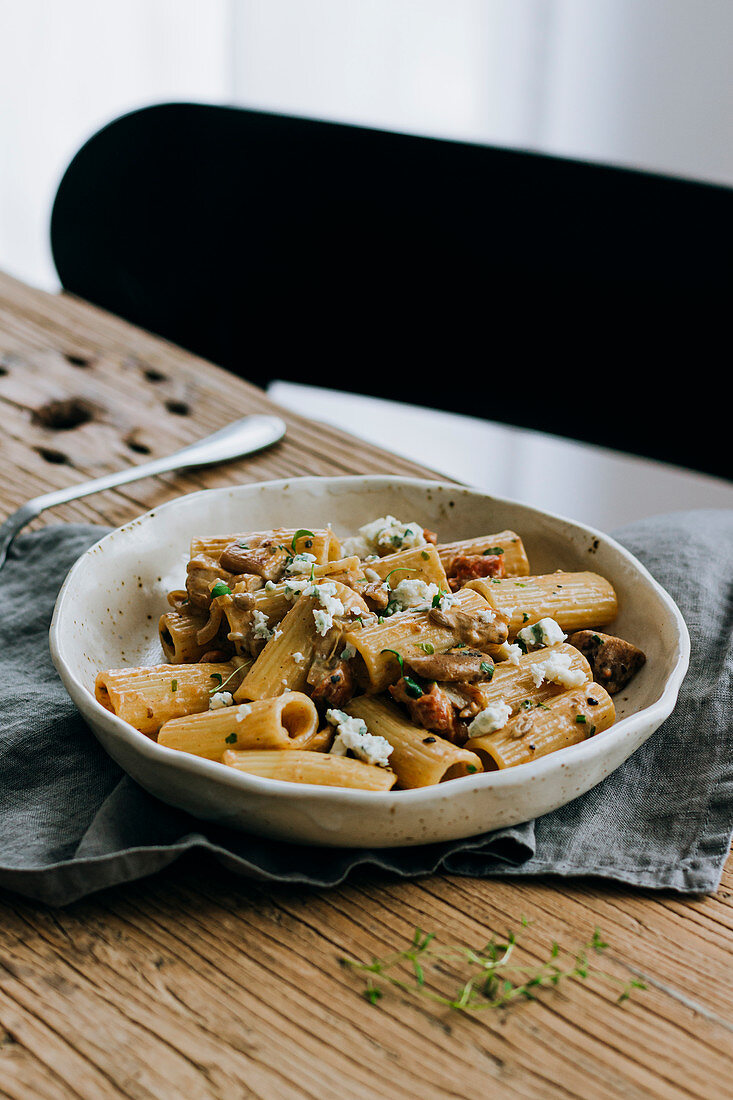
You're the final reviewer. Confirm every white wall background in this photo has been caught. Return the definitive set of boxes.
[1,0,733,292]
[0,0,231,293]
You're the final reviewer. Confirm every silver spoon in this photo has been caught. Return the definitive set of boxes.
[0,413,286,569]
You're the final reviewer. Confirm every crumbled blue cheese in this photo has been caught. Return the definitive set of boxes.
[496,641,523,665]
[209,691,234,710]
[292,651,305,665]
[468,701,512,735]
[389,578,439,612]
[530,650,586,689]
[252,609,274,640]
[313,609,333,636]
[285,552,317,575]
[235,703,252,721]
[284,576,311,601]
[326,708,393,767]
[311,581,344,614]
[308,581,345,635]
[517,617,566,650]
[342,515,427,558]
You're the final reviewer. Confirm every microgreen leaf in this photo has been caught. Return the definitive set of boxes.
[403,676,424,698]
[383,566,417,589]
[341,925,644,1014]
[208,665,244,695]
[292,529,315,551]
[380,648,404,672]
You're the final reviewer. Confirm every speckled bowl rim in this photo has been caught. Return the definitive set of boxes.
[50,475,691,809]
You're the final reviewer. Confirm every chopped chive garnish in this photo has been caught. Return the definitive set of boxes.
[211,580,232,598]
[171,679,178,692]
[480,661,493,677]
[421,550,430,560]
[575,714,587,724]
[418,642,435,654]
[225,732,238,744]
[483,547,504,555]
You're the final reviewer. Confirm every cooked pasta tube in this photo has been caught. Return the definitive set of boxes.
[344,696,483,787]
[185,529,342,609]
[466,572,618,638]
[157,692,319,760]
[437,530,530,577]
[291,726,335,753]
[465,682,615,770]
[159,604,214,663]
[466,643,592,716]
[236,581,371,700]
[363,544,449,591]
[348,588,500,693]
[190,528,341,566]
[221,749,397,790]
[95,661,250,736]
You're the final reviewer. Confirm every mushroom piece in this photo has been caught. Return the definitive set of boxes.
[428,605,509,649]
[566,630,646,694]
[405,647,494,683]
[220,539,292,581]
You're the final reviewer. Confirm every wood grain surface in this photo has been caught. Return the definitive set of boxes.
[1,270,731,1100]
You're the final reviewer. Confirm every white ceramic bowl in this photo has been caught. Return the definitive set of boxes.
[50,476,689,847]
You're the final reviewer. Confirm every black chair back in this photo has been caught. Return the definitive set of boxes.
[51,103,732,478]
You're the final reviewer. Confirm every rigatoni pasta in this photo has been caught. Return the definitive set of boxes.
[465,683,616,769]
[95,660,251,736]
[157,692,319,759]
[344,696,482,787]
[222,750,397,790]
[466,571,618,638]
[95,509,646,796]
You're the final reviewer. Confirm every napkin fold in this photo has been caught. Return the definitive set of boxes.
[1,511,731,906]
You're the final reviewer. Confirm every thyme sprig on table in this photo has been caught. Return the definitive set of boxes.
[341,922,646,1012]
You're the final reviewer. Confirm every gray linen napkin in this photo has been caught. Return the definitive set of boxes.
[1,511,731,906]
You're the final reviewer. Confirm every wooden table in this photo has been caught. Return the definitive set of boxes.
[1,270,731,1100]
